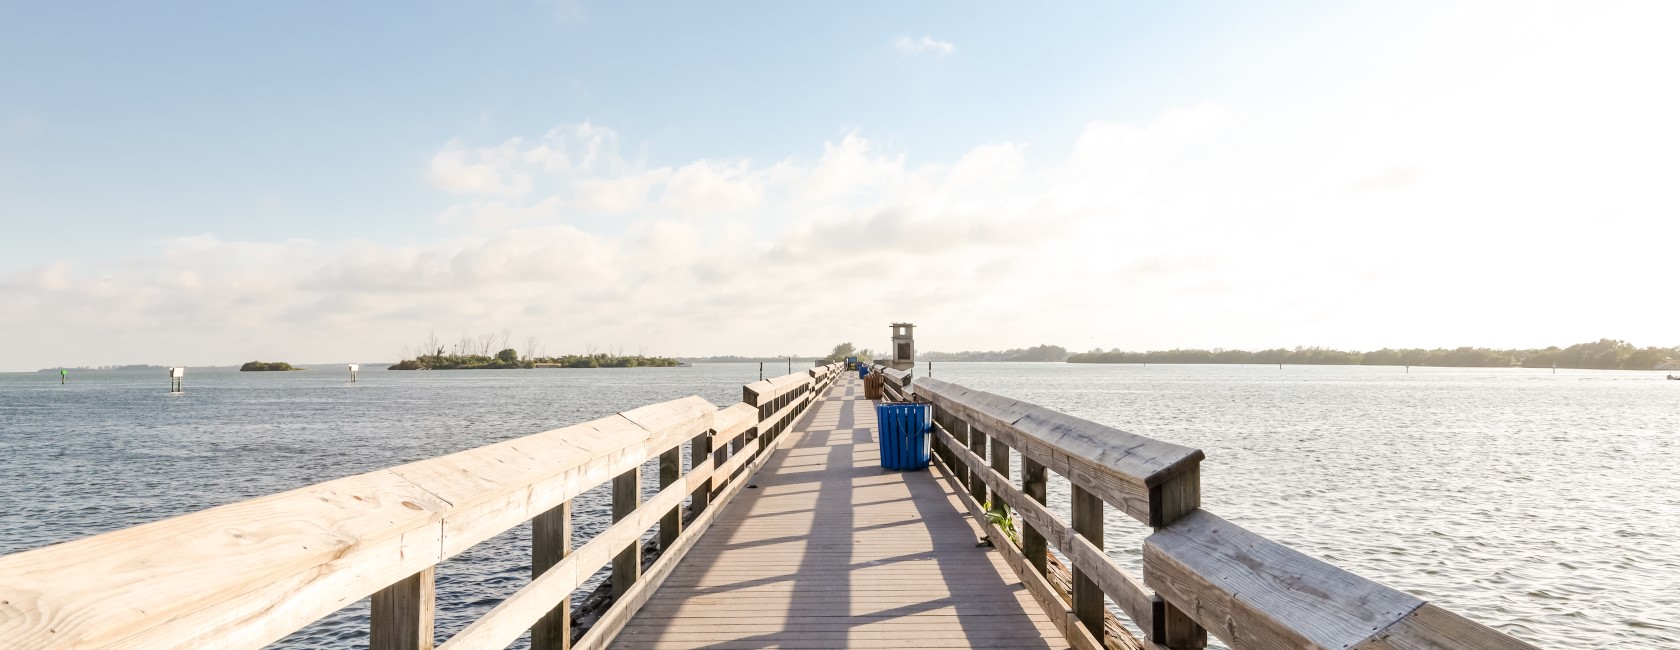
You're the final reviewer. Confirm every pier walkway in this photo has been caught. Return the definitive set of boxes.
[615,374,1066,649]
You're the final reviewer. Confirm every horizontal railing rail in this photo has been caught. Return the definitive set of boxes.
[912,376,1540,650]
[0,364,842,650]
[869,363,912,400]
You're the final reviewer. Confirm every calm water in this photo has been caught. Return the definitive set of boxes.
[3,363,1676,648]
[0,364,763,648]
[930,363,1680,649]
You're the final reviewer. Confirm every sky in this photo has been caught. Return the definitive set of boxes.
[2,2,1678,371]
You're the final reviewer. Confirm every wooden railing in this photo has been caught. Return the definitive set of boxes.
[0,363,845,650]
[911,377,1541,650]
[869,363,912,401]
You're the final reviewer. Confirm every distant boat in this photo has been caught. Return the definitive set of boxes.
[677,362,693,367]
[1668,374,1680,381]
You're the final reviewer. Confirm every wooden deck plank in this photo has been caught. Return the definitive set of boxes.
[613,374,1069,650]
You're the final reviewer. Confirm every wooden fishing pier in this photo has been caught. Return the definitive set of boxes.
[0,363,1541,649]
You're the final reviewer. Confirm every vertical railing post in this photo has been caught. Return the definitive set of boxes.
[968,424,989,504]
[794,385,804,426]
[371,567,435,650]
[773,392,784,440]
[952,414,971,490]
[690,430,713,516]
[937,408,968,489]
[1070,486,1104,642]
[743,385,764,450]
[659,444,683,551]
[989,439,1009,502]
[1151,464,1207,649]
[532,501,572,649]
[713,427,732,495]
[1021,458,1048,576]
[611,467,641,599]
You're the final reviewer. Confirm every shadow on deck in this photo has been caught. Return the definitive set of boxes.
[613,375,1069,649]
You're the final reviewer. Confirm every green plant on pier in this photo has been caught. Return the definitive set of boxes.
[981,500,1018,546]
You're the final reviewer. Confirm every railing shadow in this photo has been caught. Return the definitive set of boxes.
[612,377,1063,649]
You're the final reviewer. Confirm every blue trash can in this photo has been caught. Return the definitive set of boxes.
[876,403,932,471]
[858,366,869,379]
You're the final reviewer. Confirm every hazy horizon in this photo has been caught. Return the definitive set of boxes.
[17,336,1680,374]
[3,3,1677,373]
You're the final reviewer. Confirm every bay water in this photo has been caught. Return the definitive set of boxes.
[2,363,1675,648]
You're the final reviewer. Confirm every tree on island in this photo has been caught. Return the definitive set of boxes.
[240,361,298,371]
[822,342,874,363]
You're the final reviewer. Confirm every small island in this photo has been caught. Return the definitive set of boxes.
[389,348,680,370]
[240,361,300,371]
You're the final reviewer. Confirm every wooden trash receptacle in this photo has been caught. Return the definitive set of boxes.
[864,372,886,399]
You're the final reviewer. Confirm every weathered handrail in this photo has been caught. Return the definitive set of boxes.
[0,362,844,650]
[912,376,1540,650]
[869,363,913,400]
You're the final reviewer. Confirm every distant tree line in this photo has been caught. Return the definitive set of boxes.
[390,349,679,370]
[390,332,679,370]
[1066,339,1680,370]
[36,364,165,373]
[920,345,1070,362]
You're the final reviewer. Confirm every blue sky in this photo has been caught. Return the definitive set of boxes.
[2,2,1677,370]
[0,2,1381,258]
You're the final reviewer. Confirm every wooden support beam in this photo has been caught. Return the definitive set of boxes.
[658,445,682,551]
[1150,465,1201,529]
[1022,457,1049,577]
[1070,485,1104,643]
[990,436,1010,483]
[371,567,435,650]
[712,435,732,494]
[689,432,712,516]
[943,410,970,490]
[612,467,641,599]
[969,426,989,504]
[926,401,946,463]
[987,436,1001,507]
[1151,466,1207,649]
[531,501,571,650]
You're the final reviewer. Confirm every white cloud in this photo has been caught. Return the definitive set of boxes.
[425,123,627,199]
[893,35,955,58]
[659,160,767,214]
[428,123,774,222]
[426,138,534,196]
